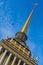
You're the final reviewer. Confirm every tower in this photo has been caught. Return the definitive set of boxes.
[0,3,38,65]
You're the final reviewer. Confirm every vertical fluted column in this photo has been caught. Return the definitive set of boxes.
[0,50,7,64]
[23,62,26,65]
[11,56,17,65]
[4,53,12,65]
[17,59,21,65]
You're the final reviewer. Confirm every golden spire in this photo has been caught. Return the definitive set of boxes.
[21,3,38,33]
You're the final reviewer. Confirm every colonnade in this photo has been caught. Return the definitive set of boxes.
[0,46,26,65]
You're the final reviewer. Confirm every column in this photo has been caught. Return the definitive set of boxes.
[10,39,13,42]
[17,59,21,65]
[14,41,16,47]
[23,62,26,65]
[0,50,7,64]
[4,53,12,65]
[18,45,21,51]
[11,56,17,65]
[27,51,30,56]
[23,48,25,54]
[0,46,3,52]
[0,46,3,55]
[14,41,16,45]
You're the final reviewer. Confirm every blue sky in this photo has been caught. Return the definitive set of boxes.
[0,0,43,65]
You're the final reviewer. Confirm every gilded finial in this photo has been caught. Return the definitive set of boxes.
[21,3,38,33]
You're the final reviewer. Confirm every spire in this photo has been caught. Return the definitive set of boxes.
[21,3,38,34]
[15,3,38,42]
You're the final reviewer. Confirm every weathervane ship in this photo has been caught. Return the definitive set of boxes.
[0,3,38,65]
